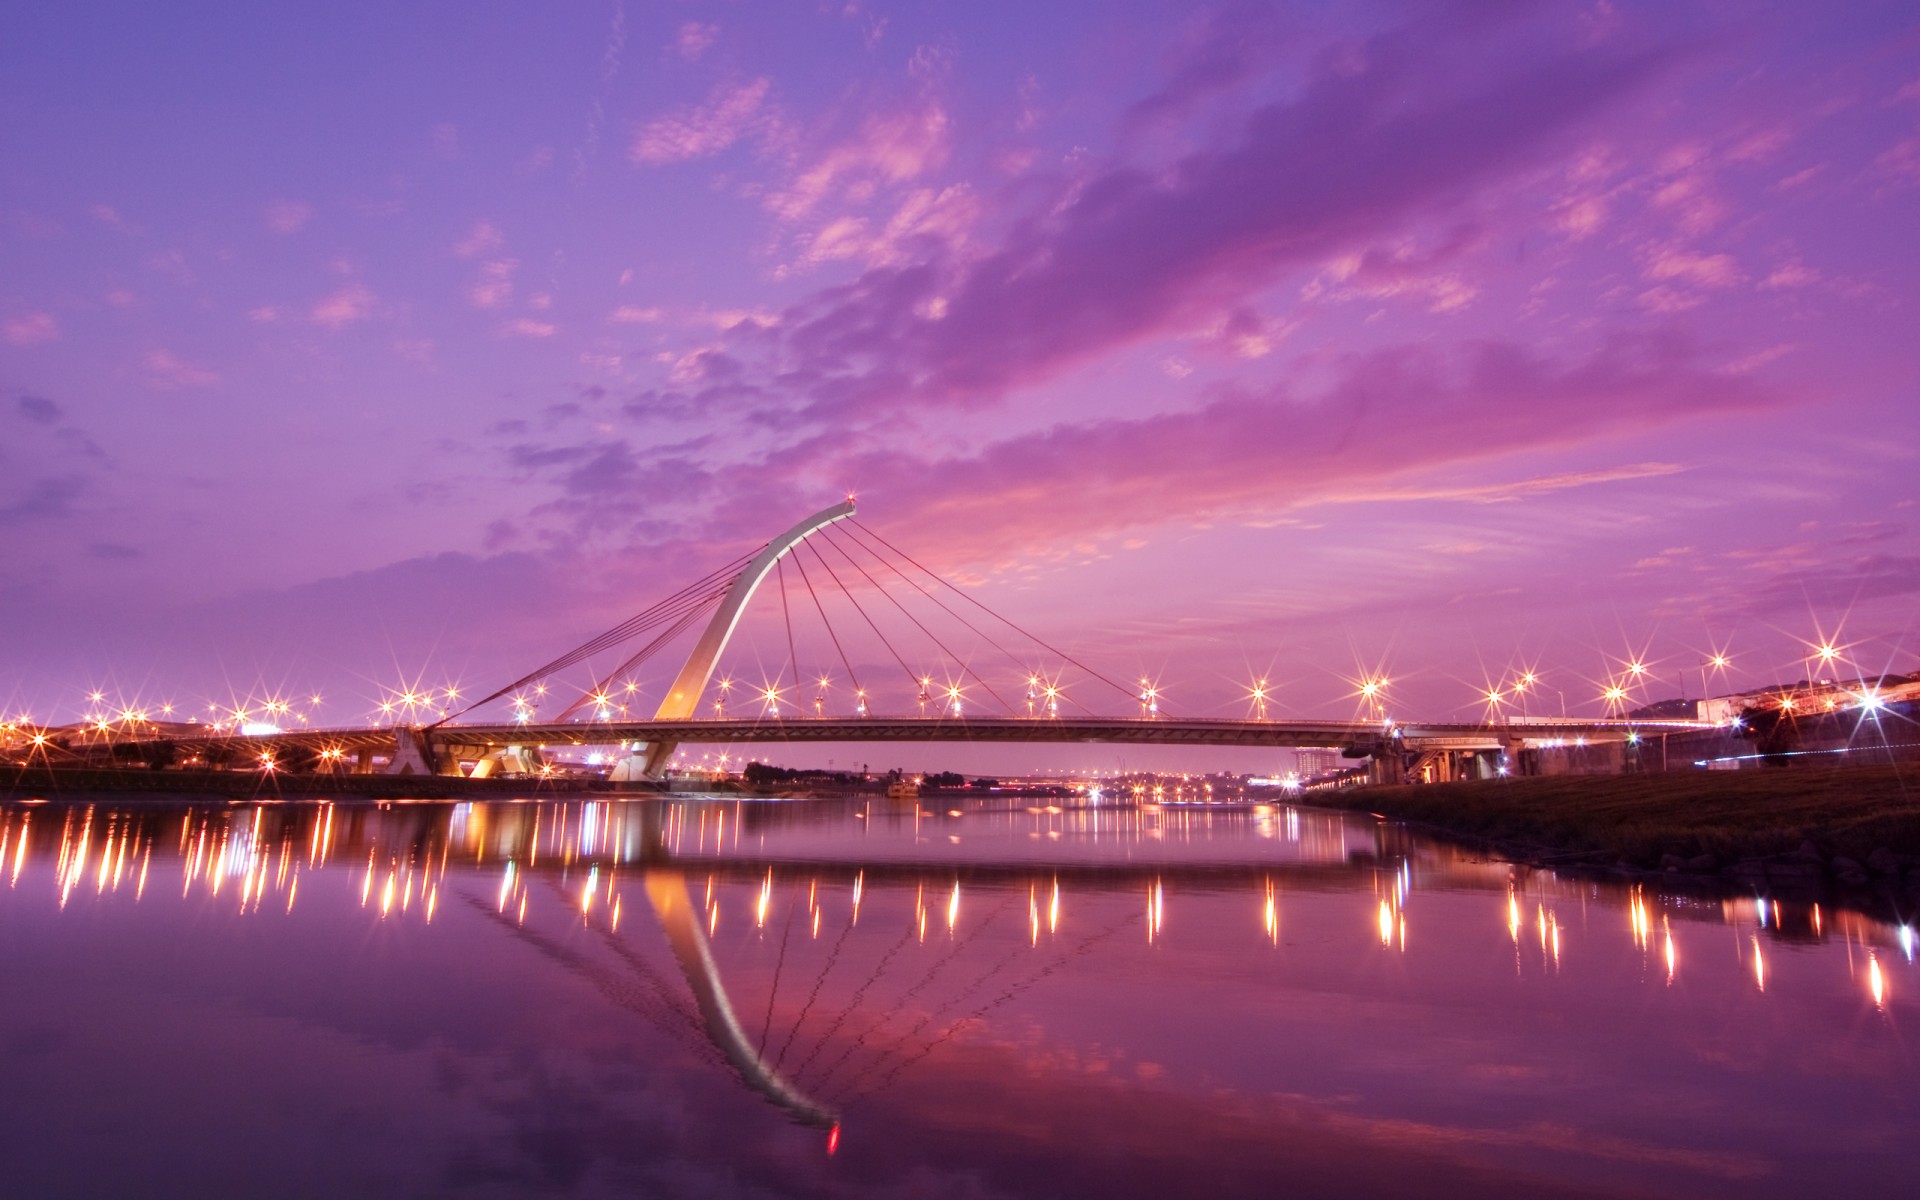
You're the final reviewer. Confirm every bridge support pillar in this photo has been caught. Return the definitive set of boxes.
[383,728,437,776]
[1368,747,1407,786]
[641,740,678,778]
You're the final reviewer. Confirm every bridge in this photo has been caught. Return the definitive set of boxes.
[41,499,1709,784]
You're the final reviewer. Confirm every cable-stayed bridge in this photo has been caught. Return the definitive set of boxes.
[60,499,1708,783]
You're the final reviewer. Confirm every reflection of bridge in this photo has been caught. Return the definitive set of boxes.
[95,500,1707,782]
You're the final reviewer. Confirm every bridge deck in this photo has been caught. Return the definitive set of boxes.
[87,713,1711,759]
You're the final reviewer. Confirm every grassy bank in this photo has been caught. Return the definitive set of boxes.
[1315,762,1920,883]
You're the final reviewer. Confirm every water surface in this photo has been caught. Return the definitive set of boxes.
[0,795,1912,1197]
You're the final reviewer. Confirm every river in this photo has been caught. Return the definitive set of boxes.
[0,794,1911,1197]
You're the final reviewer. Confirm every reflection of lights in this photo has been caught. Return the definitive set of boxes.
[1378,900,1394,946]
[946,881,961,933]
[1752,935,1765,992]
[1507,890,1521,944]
[1663,916,1677,984]
[1869,954,1887,1010]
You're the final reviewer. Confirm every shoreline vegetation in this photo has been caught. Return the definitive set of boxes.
[1315,761,1920,893]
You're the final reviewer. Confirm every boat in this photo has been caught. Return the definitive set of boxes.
[886,777,920,800]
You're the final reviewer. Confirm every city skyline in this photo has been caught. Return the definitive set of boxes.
[4,1,1917,747]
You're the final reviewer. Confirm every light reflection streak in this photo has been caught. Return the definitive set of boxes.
[13,798,1920,1029]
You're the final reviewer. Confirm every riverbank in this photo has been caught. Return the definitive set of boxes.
[1315,761,1920,891]
[0,764,665,800]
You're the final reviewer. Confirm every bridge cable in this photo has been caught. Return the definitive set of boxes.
[802,541,921,693]
[433,549,757,725]
[818,526,1017,716]
[551,594,726,722]
[836,521,1055,686]
[849,519,1141,707]
[791,549,862,698]
[549,590,729,722]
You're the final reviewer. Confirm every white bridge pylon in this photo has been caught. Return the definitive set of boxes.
[638,499,857,775]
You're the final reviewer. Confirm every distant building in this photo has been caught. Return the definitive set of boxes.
[1294,748,1341,778]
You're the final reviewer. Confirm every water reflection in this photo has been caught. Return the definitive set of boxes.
[0,795,1915,1197]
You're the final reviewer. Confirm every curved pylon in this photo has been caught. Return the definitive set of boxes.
[641,499,856,773]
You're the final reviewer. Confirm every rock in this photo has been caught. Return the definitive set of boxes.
[1729,859,1769,880]
[1787,841,1825,864]
[1765,861,1821,881]
[1829,855,1864,875]
[1660,853,1687,872]
[1868,847,1902,876]
[1685,854,1717,873]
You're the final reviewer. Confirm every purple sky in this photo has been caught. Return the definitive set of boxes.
[3,1,1918,745]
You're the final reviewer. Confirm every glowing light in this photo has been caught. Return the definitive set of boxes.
[1869,954,1887,1010]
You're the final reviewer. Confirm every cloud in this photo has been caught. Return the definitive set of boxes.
[609,306,663,324]
[264,199,313,234]
[502,318,556,338]
[141,349,220,389]
[766,104,950,221]
[1643,247,1741,288]
[822,333,1763,562]
[631,78,773,165]
[469,261,517,309]
[453,220,504,258]
[310,284,375,330]
[750,23,1671,416]
[4,312,60,346]
[17,395,61,424]
[675,21,717,61]
[0,475,85,522]
[504,332,1769,566]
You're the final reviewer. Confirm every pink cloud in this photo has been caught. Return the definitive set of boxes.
[1642,247,1741,287]
[767,105,950,220]
[795,184,980,269]
[754,29,1671,416]
[452,220,504,257]
[676,21,717,61]
[829,334,1768,563]
[509,333,1769,568]
[609,305,664,324]
[4,312,60,346]
[310,284,375,329]
[264,199,313,234]
[631,78,772,165]
[501,318,556,338]
[87,203,130,231]
[141,349,219,390]
[468,260,516,308]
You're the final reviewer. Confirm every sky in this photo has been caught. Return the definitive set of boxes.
[3,0,1918,764]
